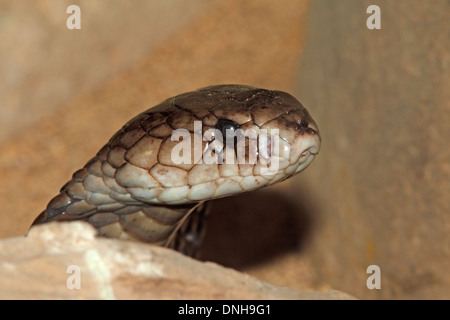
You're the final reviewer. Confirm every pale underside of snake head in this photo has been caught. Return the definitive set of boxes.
[31,85,320,256]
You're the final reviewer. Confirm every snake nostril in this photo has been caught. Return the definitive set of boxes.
[297,119,309,130]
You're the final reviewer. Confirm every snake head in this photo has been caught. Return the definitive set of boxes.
[106,84,321,204]
[39,84,321,219]
[193,85,321,190]
[32,85,321,247]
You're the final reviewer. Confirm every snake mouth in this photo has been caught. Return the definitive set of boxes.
[289,127,320,174]
[305,142,320,156]
[293,149,317,174]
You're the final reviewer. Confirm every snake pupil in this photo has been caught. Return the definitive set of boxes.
[214,119,241,148]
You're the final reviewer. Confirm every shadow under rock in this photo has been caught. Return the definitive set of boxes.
[198,189,314,269]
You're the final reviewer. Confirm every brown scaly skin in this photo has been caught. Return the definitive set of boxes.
[30,85,320,256]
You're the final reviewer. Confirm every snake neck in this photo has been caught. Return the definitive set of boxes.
[30,184,208,256]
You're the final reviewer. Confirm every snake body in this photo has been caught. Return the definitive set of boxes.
[31,85,320,256]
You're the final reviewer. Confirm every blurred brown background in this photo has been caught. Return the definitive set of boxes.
[0,0,448,299]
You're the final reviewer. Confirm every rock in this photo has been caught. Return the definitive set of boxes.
[0,222,353,300]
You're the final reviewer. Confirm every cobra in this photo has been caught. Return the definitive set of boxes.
[30,85,321,257]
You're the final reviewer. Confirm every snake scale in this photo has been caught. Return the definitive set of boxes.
[30,85,320,256]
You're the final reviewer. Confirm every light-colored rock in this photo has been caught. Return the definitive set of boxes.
[0,222,354,300]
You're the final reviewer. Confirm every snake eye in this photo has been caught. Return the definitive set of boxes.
[214,119,241,147]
